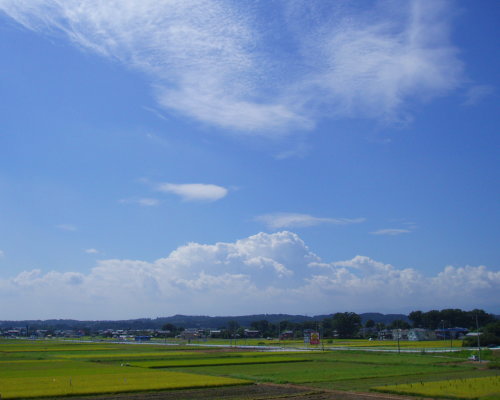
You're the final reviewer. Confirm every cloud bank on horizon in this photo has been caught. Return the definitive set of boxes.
[0,0,463,134]
[2,231,498,320]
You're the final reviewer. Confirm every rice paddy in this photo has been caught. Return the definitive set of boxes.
[0,338,497,399]
[0,370,249,399]
[373,376,500,399]
[131,355,308,368]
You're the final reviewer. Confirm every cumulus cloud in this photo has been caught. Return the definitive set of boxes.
[0,0,463,133]
[1,232,498,319]
[157,183,228,202]
[257,213,365,229]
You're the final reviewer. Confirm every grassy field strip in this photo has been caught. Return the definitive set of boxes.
[131,357,309,368]
[0,371,250,399]
[310,369,500,392]
[198,339,464,348]
[0,338,465,350]
[328,340,463,348]
[304,351,463,365]
[0,360,136,379]
[56,351,198,359]
[57,350,308,360]
[173,360,469,384]
[0,346,117,352]
[373,375,500,399]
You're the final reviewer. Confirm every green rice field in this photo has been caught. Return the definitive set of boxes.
[131,355,308,368]
[0,338,497,399]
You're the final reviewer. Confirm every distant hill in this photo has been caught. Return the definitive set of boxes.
[0,312,410,330]
[359,313,410,325]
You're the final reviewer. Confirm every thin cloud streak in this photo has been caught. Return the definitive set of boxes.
[0,0,463,133]
[157,183,228,202]
[85,248,99,254]
[462,85,494,106]
[120,197,160,207]
[257,213,365,229]
[371,228,412,236]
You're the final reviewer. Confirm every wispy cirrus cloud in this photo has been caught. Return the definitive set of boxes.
[157,183,228,202]
[371,228,412,236]
[256,213,365,230]
[119,197,160,207]
[463,85,494,106]
[0,0,463,134]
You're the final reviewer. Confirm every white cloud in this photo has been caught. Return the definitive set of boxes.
[85,248,99,254]
[256,213,365,229]
[0,0,463,133]
[463,85,494,106]
[120,197,160,206]
[300,0,463,122]
[0,250,4,257]
[157,183,228,202]
[371,228,412,236]
[56,224,77,231]
[1,232,498,319]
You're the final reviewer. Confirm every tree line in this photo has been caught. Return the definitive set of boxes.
[408,309,495,330]
[161,309,497,342]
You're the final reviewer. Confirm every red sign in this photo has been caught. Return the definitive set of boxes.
[310,331,320,345]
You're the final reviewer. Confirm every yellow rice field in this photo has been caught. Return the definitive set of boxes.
[374,376,500,399]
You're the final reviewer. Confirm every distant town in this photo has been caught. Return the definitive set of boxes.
[2,309,499,347]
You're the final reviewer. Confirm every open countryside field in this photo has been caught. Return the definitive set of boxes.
[96,336,466,350]
[373,376,500,399]
[0,339,498,399]
[130,355,308,368]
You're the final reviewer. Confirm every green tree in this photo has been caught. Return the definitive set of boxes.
[227,320,240,335]
[463,320,500,347]
[388,319,410,330]
[365,319,375,329]
[375,322,386,331]
[409,311,423,327]
[331,312,361,338]
[162,323,176,332]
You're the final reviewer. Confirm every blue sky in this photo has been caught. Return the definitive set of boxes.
[0,0,498,320]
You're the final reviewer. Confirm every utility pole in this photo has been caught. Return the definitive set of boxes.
[441,320,445,345]
[320,322,324,351]
[396,321,400,354]
[476,313,481,363]
[450,325,453,351]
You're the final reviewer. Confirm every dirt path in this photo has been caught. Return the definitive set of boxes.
[32,383,428,400]
[261,382,424,400]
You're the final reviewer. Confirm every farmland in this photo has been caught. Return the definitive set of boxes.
[374,376,500,399]
[0,339,498,399]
